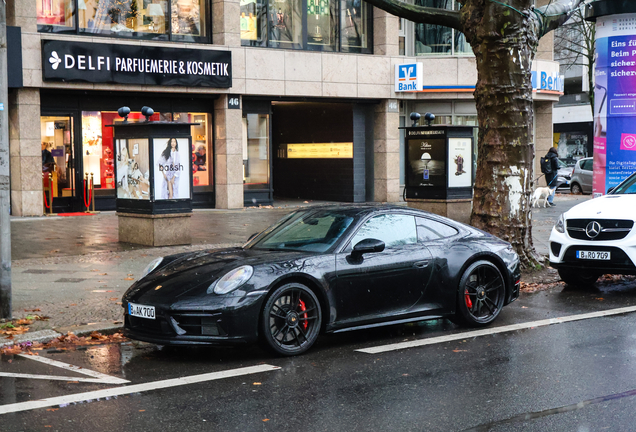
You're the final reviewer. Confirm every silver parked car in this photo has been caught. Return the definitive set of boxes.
[569,157,593,195]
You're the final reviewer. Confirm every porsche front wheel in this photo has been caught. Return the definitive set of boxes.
[260,283,322,356]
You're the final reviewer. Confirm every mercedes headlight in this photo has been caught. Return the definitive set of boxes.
[555,213,565,234]
[140,257,163,279]
[208,265,254,295]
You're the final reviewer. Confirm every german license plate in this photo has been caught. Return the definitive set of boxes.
[576,251,611,260]
[128,302,155,320]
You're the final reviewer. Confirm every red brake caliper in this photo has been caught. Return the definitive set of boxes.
[464,290,473,309]
[299,299,308,330]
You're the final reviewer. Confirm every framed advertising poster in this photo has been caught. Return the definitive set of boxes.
[447,137,472,188]
[407,137,446,188]
[153,137,192,200]
[116,138,150,200]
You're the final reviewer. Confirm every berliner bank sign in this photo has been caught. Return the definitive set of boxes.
[42,40,232,88]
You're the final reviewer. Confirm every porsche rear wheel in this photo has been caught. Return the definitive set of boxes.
[260,283,322,356]
[454,261,505,327]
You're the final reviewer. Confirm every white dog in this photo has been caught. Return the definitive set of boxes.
[531,186,556,208]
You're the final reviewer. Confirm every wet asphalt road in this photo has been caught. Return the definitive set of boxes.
[3,278,636,432]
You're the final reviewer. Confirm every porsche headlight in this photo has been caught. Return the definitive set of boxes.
[555,213,565,234]
[140,257,163,279]
[209,265,254,295]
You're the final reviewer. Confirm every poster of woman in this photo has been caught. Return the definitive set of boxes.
[153,137,191,200]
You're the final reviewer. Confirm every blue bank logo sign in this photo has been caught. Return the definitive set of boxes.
[395,63,423,92]
[531,70,564,92]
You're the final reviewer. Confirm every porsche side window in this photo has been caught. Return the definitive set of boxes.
[416,217,458,241]
[349,214,417,249]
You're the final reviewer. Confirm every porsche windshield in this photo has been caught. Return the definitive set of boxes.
[248,211,355,252]
[612,173,636,194]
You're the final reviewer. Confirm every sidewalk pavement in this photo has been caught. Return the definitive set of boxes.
[1,194,590,347]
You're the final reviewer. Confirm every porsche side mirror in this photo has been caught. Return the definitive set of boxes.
[351,238,385,259]
[607,187,615,194]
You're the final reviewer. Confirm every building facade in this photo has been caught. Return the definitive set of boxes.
[7,0,559,216]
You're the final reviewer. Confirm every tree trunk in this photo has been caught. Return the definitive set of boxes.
[461,0,542,267]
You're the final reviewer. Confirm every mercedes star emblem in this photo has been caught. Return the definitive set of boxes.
[585,221,602,239]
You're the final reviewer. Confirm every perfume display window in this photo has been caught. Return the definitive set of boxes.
[38,0,209,43]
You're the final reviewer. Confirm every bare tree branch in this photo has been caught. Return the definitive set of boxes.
[361,0,462,31]
[535,0,585,37]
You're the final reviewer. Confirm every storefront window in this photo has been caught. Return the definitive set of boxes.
[414,0,452,55]
[41,0,208,42]
[268,0,303,48]
[240,0,264,42]
[242,0,371,52]
[80,110,211,196]
[341,0,368,51]
[41,116,75,199]
[171,0,208,39]
[242,114,270,189]
[38,0,75,30]
[177,112,213,189]
[411,0,472,56]
[307,0,336,50]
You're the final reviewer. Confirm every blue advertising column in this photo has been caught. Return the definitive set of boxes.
[590,8,636,195]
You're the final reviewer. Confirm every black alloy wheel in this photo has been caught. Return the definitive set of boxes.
[455,261,505,326]
[260,283,322,356]
[558,268,600,288]
[570,183,582,194]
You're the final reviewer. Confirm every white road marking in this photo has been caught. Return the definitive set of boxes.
[16,354,129,385]
[0,373,120,384]
[356,305,636,354]
[0,364,280,415]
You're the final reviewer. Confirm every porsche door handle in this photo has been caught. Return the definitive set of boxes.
[414,261,429,268]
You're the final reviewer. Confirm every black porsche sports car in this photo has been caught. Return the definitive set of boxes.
[123,205,521,356]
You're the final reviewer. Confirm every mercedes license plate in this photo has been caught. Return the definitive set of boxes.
[576,251,611,260]
[128,302,156,320]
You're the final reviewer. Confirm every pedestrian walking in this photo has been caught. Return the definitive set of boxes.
[544,147,560,207]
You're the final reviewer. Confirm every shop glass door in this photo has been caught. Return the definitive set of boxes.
[41,115,76,211]
[242,113,270,189]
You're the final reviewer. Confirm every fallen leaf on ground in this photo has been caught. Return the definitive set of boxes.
[109,298,118,301]
[124,277,134,281]
[24,309,41,312]
[453,349,468,353]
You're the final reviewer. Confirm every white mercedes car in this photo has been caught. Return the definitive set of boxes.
[549,172,636,287]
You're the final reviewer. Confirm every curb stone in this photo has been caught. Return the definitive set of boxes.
[0,330,62,348]
[1,324,124,349]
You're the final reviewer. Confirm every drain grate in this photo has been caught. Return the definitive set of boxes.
[54,278,87,283]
